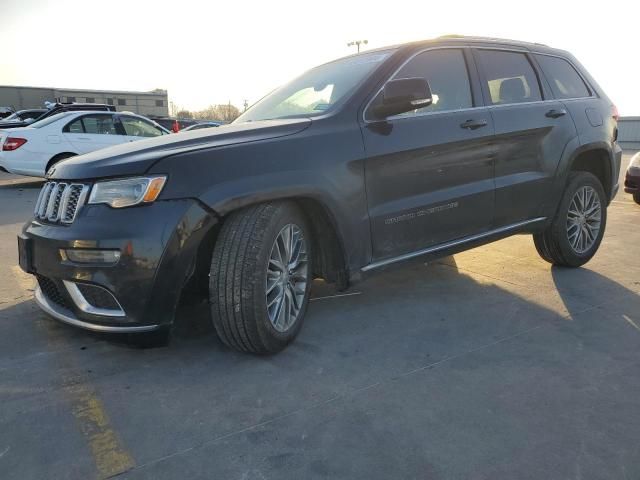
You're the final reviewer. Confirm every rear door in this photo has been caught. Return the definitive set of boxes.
[62,113,125,154]
[362,47,496,261]
[119,115,168,143]
[473,48,577,226]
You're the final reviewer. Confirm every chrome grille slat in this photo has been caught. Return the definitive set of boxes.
[34,181,89,224]
[47,183,67,221]
[37,182,55,218]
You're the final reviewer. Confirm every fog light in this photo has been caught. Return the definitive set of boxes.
[61,249,121,265]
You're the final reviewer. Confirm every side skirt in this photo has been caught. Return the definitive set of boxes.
[361,217,547,273]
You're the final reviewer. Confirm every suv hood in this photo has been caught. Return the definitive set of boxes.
[50,118,312,180]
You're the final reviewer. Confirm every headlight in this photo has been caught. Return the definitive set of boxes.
[88,176,166,208]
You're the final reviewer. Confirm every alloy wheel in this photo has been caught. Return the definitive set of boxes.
[266,223,308,332]
[566,185,602,254]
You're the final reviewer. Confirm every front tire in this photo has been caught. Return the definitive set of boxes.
[209,201,312,354]
[533,171,607,267]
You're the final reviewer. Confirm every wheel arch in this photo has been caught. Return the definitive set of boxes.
[46,151,78,173]
[566,142,614,200]
[189,192,350,294]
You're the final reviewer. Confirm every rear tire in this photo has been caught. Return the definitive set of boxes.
[634,193,640,205]
[209,201,312,354]
[533,171,607,267]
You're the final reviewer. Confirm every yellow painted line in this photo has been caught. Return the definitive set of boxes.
[10,265,35,292]
[12,264,134,478]
[66,382,135,479]
[622,314,640,332]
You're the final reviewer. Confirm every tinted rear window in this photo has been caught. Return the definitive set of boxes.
[534,54,591,99]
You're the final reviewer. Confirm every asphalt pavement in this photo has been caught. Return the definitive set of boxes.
[0,153,638,480]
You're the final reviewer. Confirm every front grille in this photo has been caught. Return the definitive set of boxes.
[37,275,70,310]
[34,181,89,224]
[76,283,121,310]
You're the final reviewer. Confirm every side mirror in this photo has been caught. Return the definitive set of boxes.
[371,77,432,119]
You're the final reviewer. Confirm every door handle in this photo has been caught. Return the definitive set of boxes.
[460,119,488,130]
[75,137,91,141]
[545,109,567,118]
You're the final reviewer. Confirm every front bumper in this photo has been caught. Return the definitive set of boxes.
[34,287,159,333]
[624,166,640,195]
[21,198,217,333]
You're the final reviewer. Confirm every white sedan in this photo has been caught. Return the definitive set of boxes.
[0,111,170,177]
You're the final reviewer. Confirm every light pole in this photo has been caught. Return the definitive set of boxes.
[347,39,368,53]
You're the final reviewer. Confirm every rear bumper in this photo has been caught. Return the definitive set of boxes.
[22,198,218,332]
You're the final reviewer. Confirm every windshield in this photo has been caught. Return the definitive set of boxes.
[234,50,394,123]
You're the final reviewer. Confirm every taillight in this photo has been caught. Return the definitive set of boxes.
[2,137,27,151]
[612,104,619,121]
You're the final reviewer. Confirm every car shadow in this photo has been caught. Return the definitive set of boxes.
[550,264,639,322]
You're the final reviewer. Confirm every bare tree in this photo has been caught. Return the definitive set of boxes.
[192,104,241,122]
[175,110,193,119]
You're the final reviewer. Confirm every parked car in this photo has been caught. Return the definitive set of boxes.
[0,111,169,176]
[20,36,621,353]
[624,151,640,204]
[181,121,222,132]
[0,109,47,124]
[0,107,15,119]
[148,116,198,132]
[0,102,115,130]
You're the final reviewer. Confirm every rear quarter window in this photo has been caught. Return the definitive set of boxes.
[534,54,591,99]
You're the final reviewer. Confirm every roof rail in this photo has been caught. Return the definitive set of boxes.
[436,34,548,47]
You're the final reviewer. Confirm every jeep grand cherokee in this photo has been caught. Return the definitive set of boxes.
[18,36,622,354]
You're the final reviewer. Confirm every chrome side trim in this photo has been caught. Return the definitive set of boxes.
[35,287,158,333]
[362,217,547,272]
[63,280,125,318]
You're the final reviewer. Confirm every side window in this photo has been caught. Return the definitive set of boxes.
[534,54,590,99]
[476,50,542,105]
[80,115,119,135]
[64,118,85,133]
[369,49,473,119]
[120,116,165,137]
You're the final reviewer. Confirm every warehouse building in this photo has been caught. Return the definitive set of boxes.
[618,117,640,150]
[0,85,169,117]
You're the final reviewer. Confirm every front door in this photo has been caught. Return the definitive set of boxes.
[362,48,496,261]
[119,115,167,143]
[62,113,124,154]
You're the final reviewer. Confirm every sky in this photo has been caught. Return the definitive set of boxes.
[1,0,639,115]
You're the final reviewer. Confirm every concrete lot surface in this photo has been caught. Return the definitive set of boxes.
[0,153,638,479]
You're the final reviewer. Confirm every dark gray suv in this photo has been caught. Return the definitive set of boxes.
[20,36,621,354]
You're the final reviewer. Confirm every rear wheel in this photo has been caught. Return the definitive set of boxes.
[209,201,312,354]
[533,172,607,267]
[634,193,640,205]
